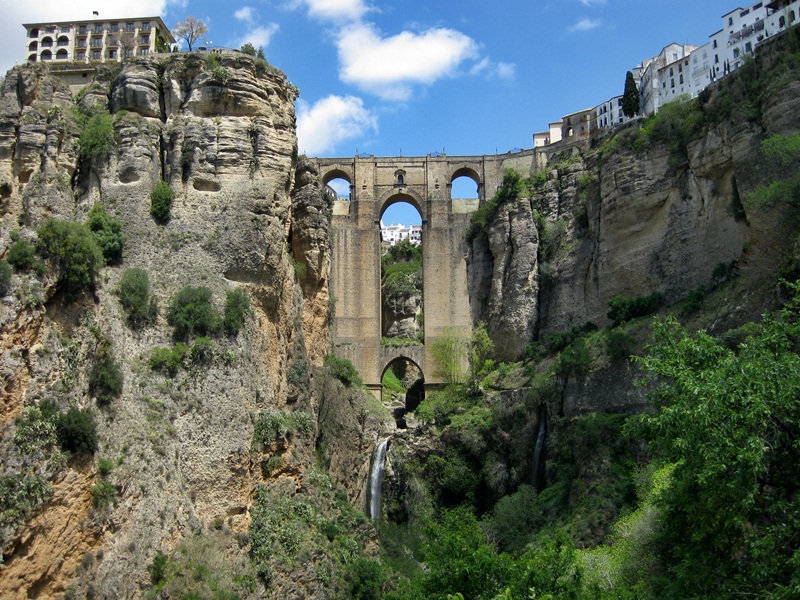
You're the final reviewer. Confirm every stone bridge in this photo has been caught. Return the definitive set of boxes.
[312,149,546,396]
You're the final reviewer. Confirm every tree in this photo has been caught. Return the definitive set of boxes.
[633,290,800,597]
[621,71,640,118]
[240,42,256,56]
[173,16,208,51]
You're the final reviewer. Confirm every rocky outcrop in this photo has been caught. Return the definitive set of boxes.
[0,53,366,599]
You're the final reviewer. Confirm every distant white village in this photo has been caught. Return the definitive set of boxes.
[380,222,422,247]
[534,0,799,147]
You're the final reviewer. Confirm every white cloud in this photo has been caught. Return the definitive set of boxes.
[0,0,183,75]
[569,18,602,32]
[470,57,515,80]
[234,7,255,22]
[296,95,377,155]
[337,22,478,101]
[297,0,370,22]
[233,24,280,50]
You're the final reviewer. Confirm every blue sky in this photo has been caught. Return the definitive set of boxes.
[1,0,744,224]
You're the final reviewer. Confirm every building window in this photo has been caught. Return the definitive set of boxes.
[92,49,102,60]
[139,48,149,56]
[740,9,749,17]
[140,35,149,45]
[61,26,70,33]
[734,47,741,58]
[108,49,117,59]
[56,49,68,60]
[125,48,133,57]
[713,39,718,48]
[142,21,151,31]
[77,39,87,48]
[79,25,87,34]
[670,67,674,76]
[94,24,103,33]
[41,37,53,48]
[77,50,86,60]
[679,74,684,84]
[671,78,675,88]
[57,36,69,47]
[715,54,719,63]
[111,23,119,32]
[29,28,39,38]
[126,22,135,32]
[780,16,787,28]
[28,41,37,51]
[41,50,52,61]
[729,16,734,26]
[745,42,753,54]
[91,37,102,47]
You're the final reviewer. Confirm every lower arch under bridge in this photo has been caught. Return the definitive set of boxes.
[313,149,547,396]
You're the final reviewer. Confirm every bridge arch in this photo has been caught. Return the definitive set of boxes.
[381,355,426,428]
[448,164,483,200]
[320,166,354,187]
[378,189,426,223]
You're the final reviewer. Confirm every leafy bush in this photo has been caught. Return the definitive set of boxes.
[6,238,39,272]
[546,322,598,353]
[90,479,117,508]
[55,407,98,455]
[97,457,114,477]
[556,337,592,378]
[607,291,664,327]
[86,204,125,265]
[149,552,168,586]
[223,288,250,335]
[88,352,124,406]
[150,180,174,224]
[489,484,539,553]
[287,359,309,388]
[348,558,385,600]
[167,286,221,340]
[36,219,104,297]
[189,336,215,363]
[0,259,11,295]
[0,471,53,530]
[252,409,314,449]
[148,343,189,377]
[79,112,115,161]
[605,328,635,361]
[240,42,257,55]
[324,354,362,387]
[117,268,158,328]
[13,405,58,457]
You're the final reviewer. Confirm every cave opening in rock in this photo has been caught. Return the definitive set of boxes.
[380,199,423,343]
[381,357,425,429]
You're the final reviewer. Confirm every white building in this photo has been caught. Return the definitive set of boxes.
[708,0,800,79]
[23,16,174,65]
[380,222,422,246]
[595,96,626,130]
[639,43,699,115]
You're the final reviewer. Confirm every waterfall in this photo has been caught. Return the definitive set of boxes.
[368,439,390,522]
[533,405,547,492]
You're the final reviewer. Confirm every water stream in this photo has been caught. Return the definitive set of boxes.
[368,439,390,521]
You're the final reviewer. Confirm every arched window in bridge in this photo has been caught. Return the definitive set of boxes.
[326,177,351,201]
[381,358,425,429]
[380,200,423,343]
[395,170,406,185]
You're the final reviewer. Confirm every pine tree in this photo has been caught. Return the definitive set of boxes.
[622,71,640,118]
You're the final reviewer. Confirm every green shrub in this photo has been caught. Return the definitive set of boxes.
[607,291,664,327]
[13,405,58,456]
[240,42,257,55]
[97,457,114,477]
[189,336,215,363]
[150,180,174,224]
[0,259,11,295]
[36,219,104,297]
[467,169,524,240]
[0,471,53,530]
[88,353,124,406]
[546,322,598,353]
[605,328,636,361]
[348,558,385,600]
[324,354,362,387]
[148,343,189,377]
[90,479,117,508]
[117,268,158,328]
[287,359,309,388]
[556,337,592,378]
[149,552,168,586]
[223,288,250,335]
[6,239,39,272]
[86,204,125,265]
[252,409,291,448]
[79,112,115,161]
[55,407,98,455]
[489,484,539,553]
[167,286,221,340]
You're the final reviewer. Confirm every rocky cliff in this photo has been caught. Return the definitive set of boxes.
[0,54,386,599]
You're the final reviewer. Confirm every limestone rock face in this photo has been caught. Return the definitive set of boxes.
[471,197,539,361]
[0,54,362,600]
